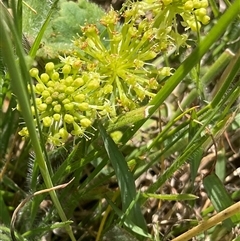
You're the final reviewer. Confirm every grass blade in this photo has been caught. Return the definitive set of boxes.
[0,192,11,226]
[142,193,199,201]
[203,173,240,228]
[28,0,59,58]
[98,123,147,232]
[105,196,152,239]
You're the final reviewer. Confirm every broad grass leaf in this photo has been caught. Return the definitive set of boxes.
[99,123,147,231]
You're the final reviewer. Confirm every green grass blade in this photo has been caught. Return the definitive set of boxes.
[201,49,235,86]
[28,0,59,58]
[105,196,152,239]
[0,98,19,158]
[0,193,11,226]
[142,193,199,201]
[210,50,240,108]
[98,123,147,231]
[203,173,240,228]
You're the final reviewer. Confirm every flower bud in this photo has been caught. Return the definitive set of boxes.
[35,98,42,105]
[38,103,47,112]
[58,93,66,101]
[74,94,85,102]
[41,73,49,83]
[18,127,29,137]
[64,114,74,124]
[80,118,92,127]
[43,116,52,127]
[73,78,84,88]
[55,83,66,92]
[72,60,82,70]
[65,76,74,86]
[45,96,53,104]
[59,128,69,139]
[42,90,50,98]
[53,113,61,121]
[62,64,71,75]
[87,80,100,90]
[46,81,55,87]
[62,98,70,105]
[201,0,209,8]
[64,103,74,111]
[201,16,210,25]
[53,104,62,113]
[52,91,59,99]
[29,68,39,78]
[45,62,55,72]
[52,72,60,81]
[77,102,89,111]
[35,83,45,93]
[65,86,75,94]
[103,84,113,94]
[193,0,201,8]
[159,67,172,76]
[184,1,194,10]
[195,8,207,17]
[162,0,172,5]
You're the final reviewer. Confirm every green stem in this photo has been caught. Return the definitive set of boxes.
[211,50,240,107]
[202,49,235,86]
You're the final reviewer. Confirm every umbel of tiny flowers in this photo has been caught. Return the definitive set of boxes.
[73,0,210,110]
[74,9,172,111]
[127,0,210,32]
[18,0,210,145]
[19,61,112,146]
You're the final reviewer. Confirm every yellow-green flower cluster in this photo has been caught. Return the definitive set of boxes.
[74,9,172,111]
[126,0,210,32]
[19,0,210,145]
[19,61,114,145]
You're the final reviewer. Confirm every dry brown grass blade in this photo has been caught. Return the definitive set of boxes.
[171,201,240,241]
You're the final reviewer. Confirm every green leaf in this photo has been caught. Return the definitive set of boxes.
[189,147,203,183]
[105,196,152,239]
[215,149,226,182]
[0,193,11,226]
[99,123,147,232]
[28,0,60,59]
[188,109,203,182]
[142,193,199,201]
[37,0,105,59]
[203,173,240,229]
